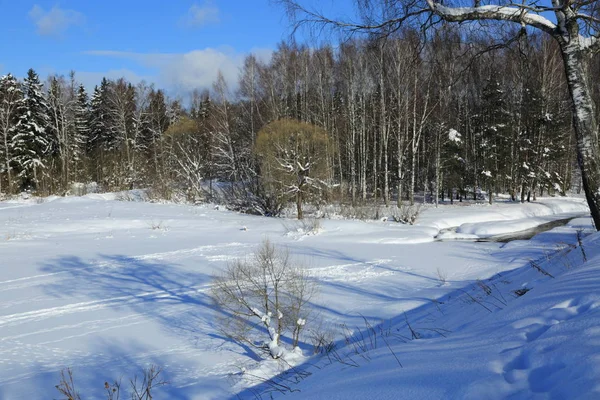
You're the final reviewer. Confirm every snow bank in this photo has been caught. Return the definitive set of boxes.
[418,197,588,239]
[269,221,600,400]
[457,215,560,237]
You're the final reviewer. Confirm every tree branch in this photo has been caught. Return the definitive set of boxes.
[425,2,558,35]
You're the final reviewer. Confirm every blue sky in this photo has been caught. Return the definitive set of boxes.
[0,0,336,96]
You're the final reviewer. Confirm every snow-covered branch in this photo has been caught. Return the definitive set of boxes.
[425,2,557,34]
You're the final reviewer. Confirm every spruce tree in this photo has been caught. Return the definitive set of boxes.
[141,89,169,150]
[74,84,90,159]
[11,69,51,191]
[88,78,113,153]
[477,75,511,203]
[88,85,102,153]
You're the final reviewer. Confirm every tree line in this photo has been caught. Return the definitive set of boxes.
[0,28,591,215]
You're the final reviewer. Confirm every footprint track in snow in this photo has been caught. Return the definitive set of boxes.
[499,296,598,393]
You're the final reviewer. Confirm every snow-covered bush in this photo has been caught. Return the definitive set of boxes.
[338,204,382,220]
[282,217,322,236]
[66,182,101,197]
[227,189,285,217]
[391,203,421,225]
[211,239,317,359]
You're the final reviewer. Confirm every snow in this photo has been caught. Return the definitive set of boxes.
[0,193,596,399]
[418,196,588,235]
[448,128,461,143]
[277,216,600,400]
[579,35,597,51]
[433,4,557,32]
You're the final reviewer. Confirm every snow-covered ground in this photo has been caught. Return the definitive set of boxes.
[0,194,597,399]
[276,215,600,400]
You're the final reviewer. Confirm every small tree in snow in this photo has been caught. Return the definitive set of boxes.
[255,119,332,220]
[211,239,317,359]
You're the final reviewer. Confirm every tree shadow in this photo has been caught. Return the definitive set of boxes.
[39,254,216,339]
[31,254,260,397]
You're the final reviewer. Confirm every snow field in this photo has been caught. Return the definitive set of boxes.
[0,194,594,399]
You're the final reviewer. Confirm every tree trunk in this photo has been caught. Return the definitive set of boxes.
[435,130,440,208]
[296,191,303,220]
[561,45,600,229]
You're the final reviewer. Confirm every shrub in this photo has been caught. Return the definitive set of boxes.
[211,239,317,359]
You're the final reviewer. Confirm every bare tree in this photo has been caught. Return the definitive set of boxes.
[211,71,240,182]
[106,78,136,186]
[165,116,207,200]
[0,74,22,194]
[211,239,317,359]
[278,0,600,228]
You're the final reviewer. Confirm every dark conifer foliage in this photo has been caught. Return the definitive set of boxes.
[11,69,51,191]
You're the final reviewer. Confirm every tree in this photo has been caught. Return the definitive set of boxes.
[279,0,600,229]
[211,239,317,359]
[73,84,90,179]
[143,88,169,150]
[46,74,82,189]
[141,87,170,187]
[11,69,51,191]
[88,80,108,153]
[0,74,23,193]
[255,119,332,219]
[165,116,207,200]
[106,78,137,186]
[211,71,240,182]
[88,78,113,183]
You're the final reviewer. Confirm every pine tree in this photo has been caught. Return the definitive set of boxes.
[0,74,23,193]
[11,69,51,191]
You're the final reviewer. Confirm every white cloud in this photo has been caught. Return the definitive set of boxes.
[29,5,86,37]
[83,47,273,97]
[181,1,220,28]
[76,69,149,90]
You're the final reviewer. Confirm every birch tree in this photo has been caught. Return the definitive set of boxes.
[0,74,22,193]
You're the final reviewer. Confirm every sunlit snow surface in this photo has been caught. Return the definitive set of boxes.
[0,194,597,399]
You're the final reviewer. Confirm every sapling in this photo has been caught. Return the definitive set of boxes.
[211,239,317,359]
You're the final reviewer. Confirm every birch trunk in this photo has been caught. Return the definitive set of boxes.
[561,44,600,228]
